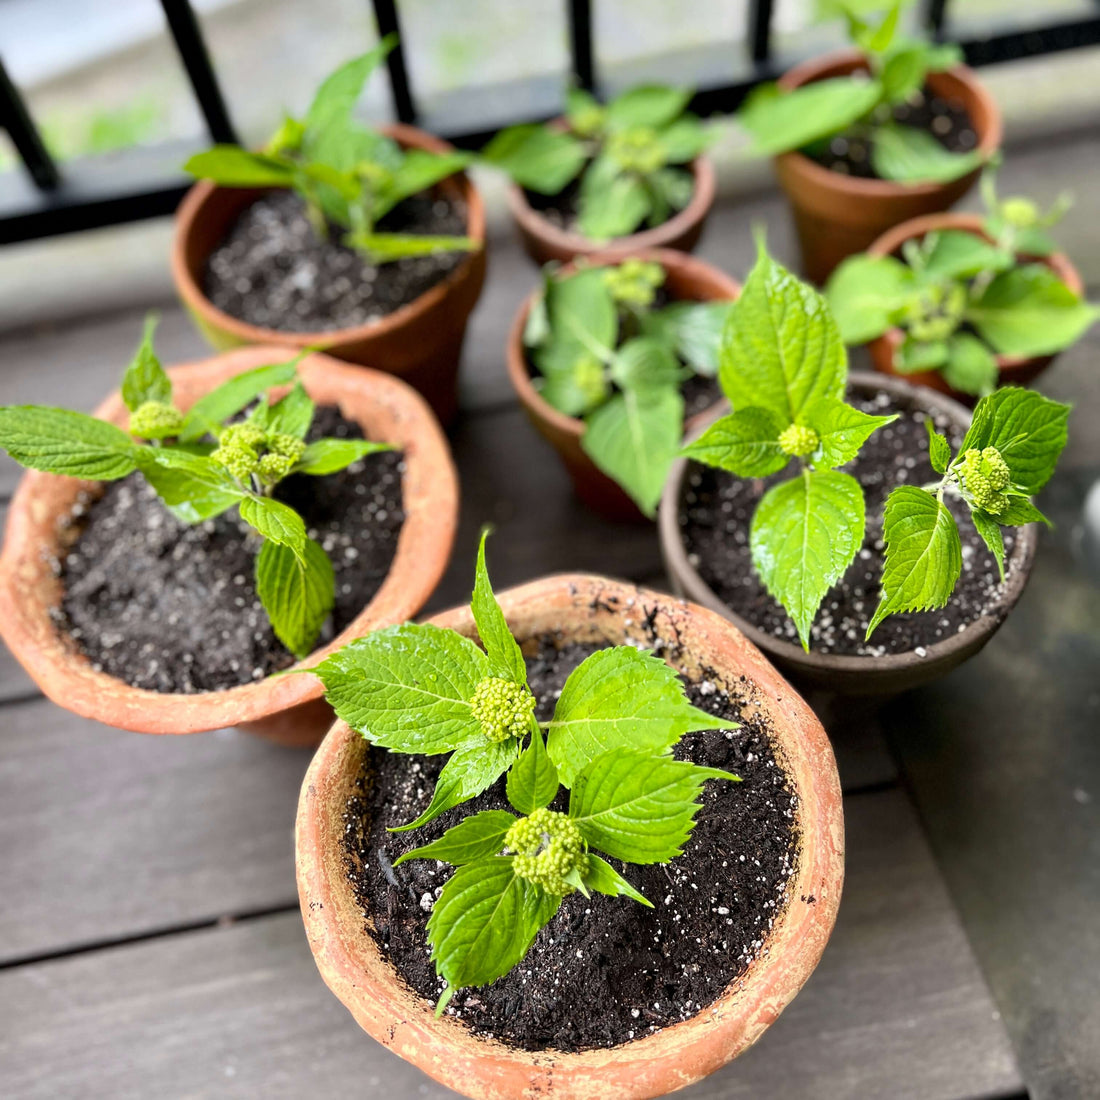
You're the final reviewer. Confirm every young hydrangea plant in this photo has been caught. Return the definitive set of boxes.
[740,0,984,185]
[0,318,391,659]
[184,36,477,263]
[825,170,1098,395]
[523,257,734,514]
[482,84,714,241]
[310,531,738,1010]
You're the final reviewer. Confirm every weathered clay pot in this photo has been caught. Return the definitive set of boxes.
[774,50,1003,284]
[659,372,1038,697]
[506,247,740,522]
[866,211,1084,403]
[297,575,843,1100]
[0,346,458,747]
[171,124,487,426]
[507,125,715,266]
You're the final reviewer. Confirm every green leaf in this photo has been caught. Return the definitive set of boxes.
[582,855,652,907]
[656,115,712,162]
[925,418,952,476]
[942,333,998,397]
[569,750,736,864]
[871,123,984,184]
[543,267,618,361]
[0,407,137,481]
[802,396,897,469]
[120,315,171,413]
[604,85,692,131]
[576,174,650,241]
[310,623,489,753]
[960,387,1070,494]
[392,738,519,832]
[262,381,314,439]
[609,337,681,394]
[967,265,1100,358]
[304,37,396,143]
[970,509,1005,582]
[880,46,929,104]
[999,495,1050,526]
[254,536,335,658]
[896,337,950,372]
[751,469,865,650]
[481,124,586,194]
[546,646,733,787]
[720,244,847,427]
[867,485,962,637]
[134,448,244,523]
[472,529,526,684]
[681,407,788,478]
[292,437,392,475]
[506,727,560,815]
[183,146,297,187]
[738,77,882,156]
[374,149,473,219]
[178,355,302,443]
[920,230,1013,281]
[346,232,478,262]
[642,300,733,376]
[581,387,683,517]
[427,857,555,998]
[825,253,916,344]
[392,810,517,868]
[239,495,307,554]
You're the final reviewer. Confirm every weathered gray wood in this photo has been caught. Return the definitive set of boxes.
[0,789,1020,1099]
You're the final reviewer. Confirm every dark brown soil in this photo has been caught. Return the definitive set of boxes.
[204,189,468,332]
[806,87,976,179]
[343,637,799,1052]
[679,391,1017,656]
[54,407,405,693]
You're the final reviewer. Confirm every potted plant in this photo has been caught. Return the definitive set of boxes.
[483,84,717,266]
[172,36,486,425]
[659,241,1069,695]
[296,534,843,1099]
[738,1,1002,283]
[0,328,458,745]
[825,172,1097,401]
[506,249,740,521]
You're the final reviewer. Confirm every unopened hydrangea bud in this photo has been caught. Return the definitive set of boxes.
[506,807,588,896]
[128,400,183,440]
[607,126,664,174]
[1000,197,1040,229]
[211,442,259,481]
[267,433,306,464]
[603,259,666,308]
[469,676,536,744]
[570,104,605,138]
[220,423,266,451]
[779,423,819,457]
[960,446,1012,514]
[258,452,295,484]
[574,353,609,406]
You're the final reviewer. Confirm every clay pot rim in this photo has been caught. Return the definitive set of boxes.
[296,574,843,1100]
[867,210,1085,371]
[505,247,742,444]
[505,127,716,258]
[0,347,459,734]
[774,49,1003,199]
[171,123,487,350]
[658,370,1039,677]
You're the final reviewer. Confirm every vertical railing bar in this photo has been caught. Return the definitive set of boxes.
[750,0,774,65]
[159,0,239,145]
[0,57,60,190]
[925,0,950,38]
[371,0,418,124]
[567,0,597,93]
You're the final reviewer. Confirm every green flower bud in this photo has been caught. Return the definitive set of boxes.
[607,126,664,174]
[220,423,266,450]
[570,104,605,138]
[267,433,306,464]
[258,452,295,484]
[469,676,536,744]
[211,443,259,482]
[506,808,588,896]
[128,400,184,441]
[1000,197,1040,230]
[779,423,819,457]
[574,353,609,407]
[603,258,666,308]
[959,446,1012,514]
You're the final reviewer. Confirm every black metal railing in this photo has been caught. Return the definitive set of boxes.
[1,0,1099,245]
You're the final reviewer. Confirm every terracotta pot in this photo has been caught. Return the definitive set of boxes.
[774,50,1003,284]
[296,575,843,1100]
[659,371,1038,697]
[506,247,740,522]
[0,346,459,746]
[507,123,716,266]
[171,124,487,426]
[866,211,1084,403]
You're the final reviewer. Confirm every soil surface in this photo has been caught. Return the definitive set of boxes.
[344,637,799,1052]
[679,391,1018,656]
[55,407,405,693]
[204,189,469,332]
[805,86,976,179]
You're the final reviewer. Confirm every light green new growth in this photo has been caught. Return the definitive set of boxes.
[129,400,184,440]
[958,446,1010,514]
[311,530,738,1008]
